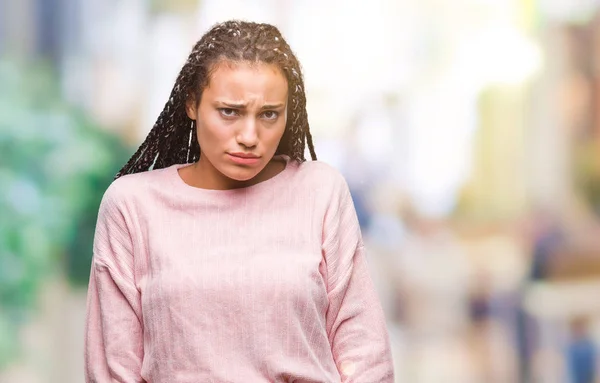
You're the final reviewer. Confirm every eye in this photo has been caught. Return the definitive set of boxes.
[261,110,279,120]
[218,108,239,118]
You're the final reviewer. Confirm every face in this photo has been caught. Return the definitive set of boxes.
[186,61,288,188]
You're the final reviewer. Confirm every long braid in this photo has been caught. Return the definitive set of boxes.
[306,129,317,161]
[115,20,317,180]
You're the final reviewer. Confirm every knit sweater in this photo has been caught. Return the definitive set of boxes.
[84,156,394,382]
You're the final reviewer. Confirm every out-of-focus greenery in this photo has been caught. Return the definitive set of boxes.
[0,59,130,368]
[150,0,199,13]
[575,141,600,216]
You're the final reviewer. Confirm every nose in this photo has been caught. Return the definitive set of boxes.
[236,118,258,148]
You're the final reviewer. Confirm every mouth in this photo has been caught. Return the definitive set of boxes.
[228,152,260,159]
[227,152,261,165]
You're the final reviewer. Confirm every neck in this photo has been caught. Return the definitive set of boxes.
[183,156,285,190]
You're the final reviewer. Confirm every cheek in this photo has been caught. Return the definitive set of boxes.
[266,122,287,146]
[197,116,229,146]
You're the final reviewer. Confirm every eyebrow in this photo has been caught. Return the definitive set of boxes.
[216,101,285,110]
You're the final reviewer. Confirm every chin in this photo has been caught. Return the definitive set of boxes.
[222,165,262,182]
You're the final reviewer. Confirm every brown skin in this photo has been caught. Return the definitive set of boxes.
[181,61,289,190]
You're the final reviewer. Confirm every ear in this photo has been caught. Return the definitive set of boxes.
[185,96,198,120]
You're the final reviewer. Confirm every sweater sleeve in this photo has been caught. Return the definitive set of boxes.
[322,175,395,382]
[84,184,145,383]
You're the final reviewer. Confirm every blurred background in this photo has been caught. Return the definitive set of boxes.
[3,0,600,382]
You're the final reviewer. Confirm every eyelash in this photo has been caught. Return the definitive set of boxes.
[261,110,279,120]
[218,108,280,120]
[219,108,238,118]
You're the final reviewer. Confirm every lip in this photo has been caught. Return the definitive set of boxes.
[229,152,260,159]
[227,153,261,165]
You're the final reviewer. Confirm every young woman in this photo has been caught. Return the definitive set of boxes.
[85,20,394,382]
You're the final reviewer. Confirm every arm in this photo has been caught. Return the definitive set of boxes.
[323,176,395,382]
[84,185,145,383]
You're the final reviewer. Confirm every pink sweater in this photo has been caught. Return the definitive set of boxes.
[84,156,394,382]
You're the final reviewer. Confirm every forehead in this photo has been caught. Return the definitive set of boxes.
[204,61,288,101]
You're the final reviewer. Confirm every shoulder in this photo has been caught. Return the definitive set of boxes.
[289,160,351,203]
[294,160,347,188]
[99,166,174,213]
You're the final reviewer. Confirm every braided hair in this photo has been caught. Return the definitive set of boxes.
[115,20,317,179]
